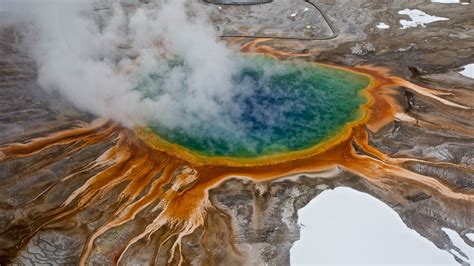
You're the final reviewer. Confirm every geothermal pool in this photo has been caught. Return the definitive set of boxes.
[138,56,370,159]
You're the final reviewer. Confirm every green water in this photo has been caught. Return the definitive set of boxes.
[138,56,370,158]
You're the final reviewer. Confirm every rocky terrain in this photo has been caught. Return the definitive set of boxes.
[0,0,473,265]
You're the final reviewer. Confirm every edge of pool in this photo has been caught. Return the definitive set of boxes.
[134,62,377,168]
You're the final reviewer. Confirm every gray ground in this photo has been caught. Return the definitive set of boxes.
[0,0,473,265]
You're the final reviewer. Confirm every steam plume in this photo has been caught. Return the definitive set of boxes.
[1,0,244,133]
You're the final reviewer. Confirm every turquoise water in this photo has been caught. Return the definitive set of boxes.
[138,56,370,158]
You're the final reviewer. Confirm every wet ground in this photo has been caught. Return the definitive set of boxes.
[0,0,473,265]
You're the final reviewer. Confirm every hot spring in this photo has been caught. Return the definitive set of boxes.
[136,56,371,161]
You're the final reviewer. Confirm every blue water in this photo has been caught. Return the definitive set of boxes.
[138,56,370,158]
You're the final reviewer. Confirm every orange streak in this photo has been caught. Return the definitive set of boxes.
[2,39,473,265]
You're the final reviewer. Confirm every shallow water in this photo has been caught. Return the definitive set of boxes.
[138,56,370,158]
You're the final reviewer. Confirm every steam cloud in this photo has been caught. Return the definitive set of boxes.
[1,0,249,135]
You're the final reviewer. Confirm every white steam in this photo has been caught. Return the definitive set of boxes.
[1,0,244,133]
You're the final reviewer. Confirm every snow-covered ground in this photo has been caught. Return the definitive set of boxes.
[432,0,460,3]
[467,233,474,242]
[290,187,457,265]
[442,228,474,265]
[398,9,449,29]
[376,22,390,29]
[459,64,474,79]
[432,0,471,4]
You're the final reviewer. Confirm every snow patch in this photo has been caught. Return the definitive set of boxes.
[432,0,470,4]
[315,184,328,190]
[467,233,474,241]
[398,9,449,29]
[459,63,474,79]
[442,228,474,264]
[376,22,390,29]
[431,0,460,3]
[290,187,457,265]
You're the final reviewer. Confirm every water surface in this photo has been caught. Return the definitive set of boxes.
[138,57,370,158]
